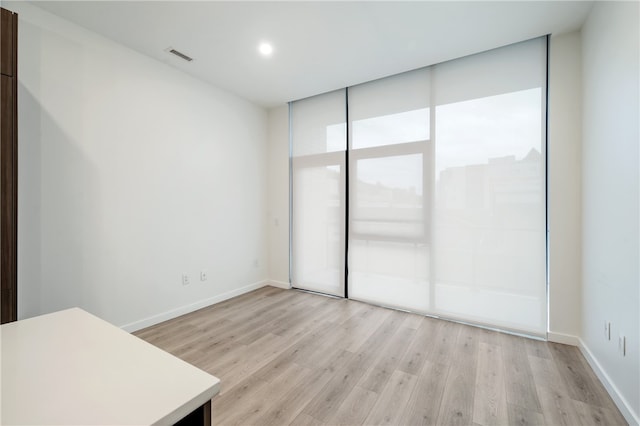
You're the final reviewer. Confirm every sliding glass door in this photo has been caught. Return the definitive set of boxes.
[291,90,346,297]
[348,68,432,313]
[291,37,547,336]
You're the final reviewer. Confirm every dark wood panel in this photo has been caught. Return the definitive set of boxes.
[1,8,17,324]
[1,75,15,290]
[1,8,14,77]
[1,288,15,323]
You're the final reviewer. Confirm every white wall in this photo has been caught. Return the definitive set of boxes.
[8,2,269,330]
[266,105,290,287]
[580,1,640,423]
[547,31,583,342]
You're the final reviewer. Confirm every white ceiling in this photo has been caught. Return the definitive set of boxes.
[32,1,593,108]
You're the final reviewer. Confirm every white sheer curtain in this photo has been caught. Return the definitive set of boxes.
[291,37,547,336]
[348,68,432,313]
[291,90,346,297]
[431,38,547,335]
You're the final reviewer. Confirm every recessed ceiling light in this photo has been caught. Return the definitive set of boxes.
[258,42,273,57]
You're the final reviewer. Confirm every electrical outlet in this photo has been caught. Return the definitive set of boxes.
[619,335,626,356]
[604,321,611,340]
[182,274,190,286]
[200,271,207,282]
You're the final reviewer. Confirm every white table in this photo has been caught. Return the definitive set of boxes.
[1,308,220,425]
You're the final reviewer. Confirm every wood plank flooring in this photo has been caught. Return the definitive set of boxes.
[134,287,627,426]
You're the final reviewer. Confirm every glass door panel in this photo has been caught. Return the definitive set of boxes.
[292,161,345,296]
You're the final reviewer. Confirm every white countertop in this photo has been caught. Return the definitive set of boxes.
[1,308,220,425]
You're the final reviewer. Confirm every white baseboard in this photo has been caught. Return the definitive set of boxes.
[267,280,291,289]
[120,280,269,333]
[547,332,639,425]
[578,338,640,426]
[547,331,580,346]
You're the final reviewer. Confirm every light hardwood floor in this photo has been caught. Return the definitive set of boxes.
[134,286,627,426]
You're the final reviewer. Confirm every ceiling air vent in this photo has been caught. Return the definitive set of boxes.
[165,47,193,62]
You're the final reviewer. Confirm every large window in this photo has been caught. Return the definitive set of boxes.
[291,37,547,336]
[291,90,346,297]
[348,68,431,313]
